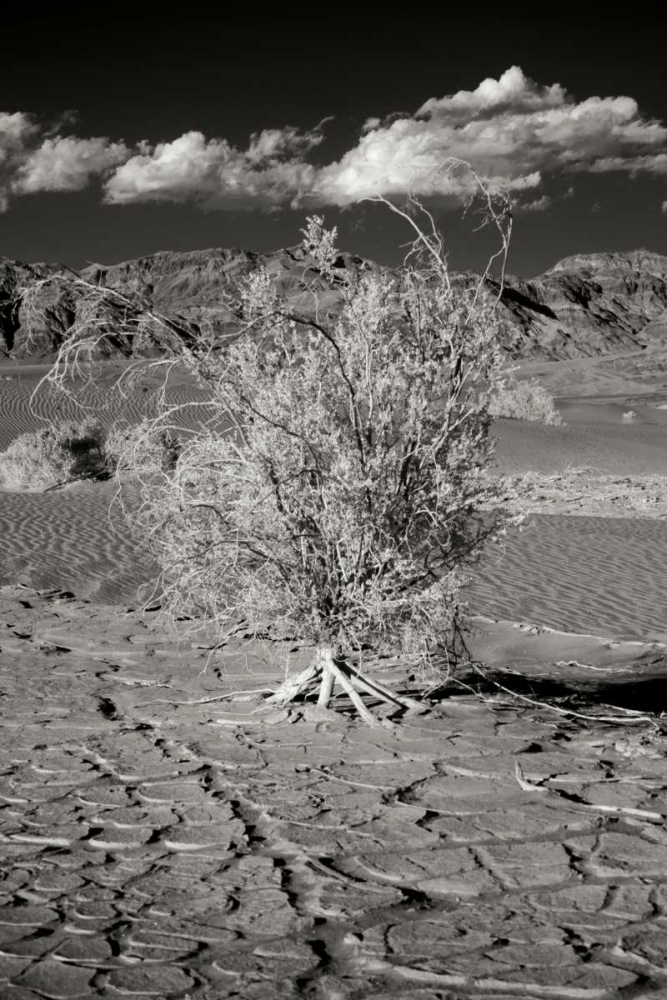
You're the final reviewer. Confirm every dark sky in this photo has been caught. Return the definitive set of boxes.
[1,1,665,277]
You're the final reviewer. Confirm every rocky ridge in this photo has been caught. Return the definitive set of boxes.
[1,245,667,361]
[491,250,667,358]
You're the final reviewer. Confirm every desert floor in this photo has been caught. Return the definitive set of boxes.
[1,353,667,999]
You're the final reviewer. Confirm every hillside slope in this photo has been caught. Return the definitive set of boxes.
[2,246,667,362]
[494,250,667,358]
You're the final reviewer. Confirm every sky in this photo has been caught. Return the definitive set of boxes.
[1,1,666,277]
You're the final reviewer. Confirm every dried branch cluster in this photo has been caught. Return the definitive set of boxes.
[21,171,520,715]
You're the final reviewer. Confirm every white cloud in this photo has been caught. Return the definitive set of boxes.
[14,136,130,193]
[2,67,667,213]
[361,116,382,134]
[313,68,667,207]
[589,152,667,175]
[0,112,39,209]
[105,127,320,208]
[246,125,323,164]
[105,132,226,204]
[0,112,130,209]
[0,111,38,157]
[416,65,566,118]
[516,194,552,212]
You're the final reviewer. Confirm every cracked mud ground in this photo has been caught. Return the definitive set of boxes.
[2,588,667,999]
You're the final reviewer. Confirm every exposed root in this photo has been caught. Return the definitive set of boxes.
[265,645,423,725]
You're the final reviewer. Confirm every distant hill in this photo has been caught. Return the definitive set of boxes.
[2,245,667,362]
[492,250,667,358]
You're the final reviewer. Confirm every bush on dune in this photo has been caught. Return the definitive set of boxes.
[489,377,563,425]
[28,166,521,722]
[0,421,109,491]
[104,419,181,475]
[0,414,181,492]
[114,208,518,719]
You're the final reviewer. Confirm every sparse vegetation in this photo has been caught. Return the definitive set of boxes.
[104,419,181,475]
[27,173,519,720]
[0,420,109,491]
[490,377,563,425]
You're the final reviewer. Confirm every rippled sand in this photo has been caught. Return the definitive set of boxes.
[493,409,667,476]
[0,366,217,451]
[0,481,157,604]
[2,365,667,640]
[468,514,667,640]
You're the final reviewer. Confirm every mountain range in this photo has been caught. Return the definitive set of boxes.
[2,246,667,362]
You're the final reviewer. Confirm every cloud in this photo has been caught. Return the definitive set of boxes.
[0,112,39,209]
[0,112,130,209]
[313,68,667,206]
[14,136,130,193]
[516,194,552,213]
[416,65,567,118]
[589,153,667,175]
[0,111,37,155]
[246,124,324,164]
[105,126,321,209]
[2,67,667,213]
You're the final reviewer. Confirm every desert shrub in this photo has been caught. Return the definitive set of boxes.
[489,377,562,425]
[116,211,518,715]
[0,420,108,491]
[622,410,636,423]
[104,419,181,475]
[31,182,519,720]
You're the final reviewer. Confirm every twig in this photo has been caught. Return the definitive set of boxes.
[470,663,659,729]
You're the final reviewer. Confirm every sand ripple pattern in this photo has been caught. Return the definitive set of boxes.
[2,480,666,637]
[0,482,157,604]
[0,375,222,451]
[469,514,667,639]
[493,413,667,476]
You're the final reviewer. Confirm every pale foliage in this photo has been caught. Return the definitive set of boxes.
[0,421,107,491]
[104,419,181,475]
[490,377,562,425]
[26,178,519,705]
[116,213,517,679]
[622,409,636,424]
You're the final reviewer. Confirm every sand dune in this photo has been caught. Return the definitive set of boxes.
[519,345,667,401]
[469,514,667,640]
[0,481,157,604]
[3,481,665,642]
[2,362,667,642]
[0,366,219,451]
[493,408,667,475]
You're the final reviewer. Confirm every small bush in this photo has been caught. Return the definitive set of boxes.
[32,174,521,721]
[622,410,636,423]
[490,378,562,425]
[104,419,181,475]
[120,212,519,713]
[0,421,108,491]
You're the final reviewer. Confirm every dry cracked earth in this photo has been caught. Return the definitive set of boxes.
[2,587,667,1000]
